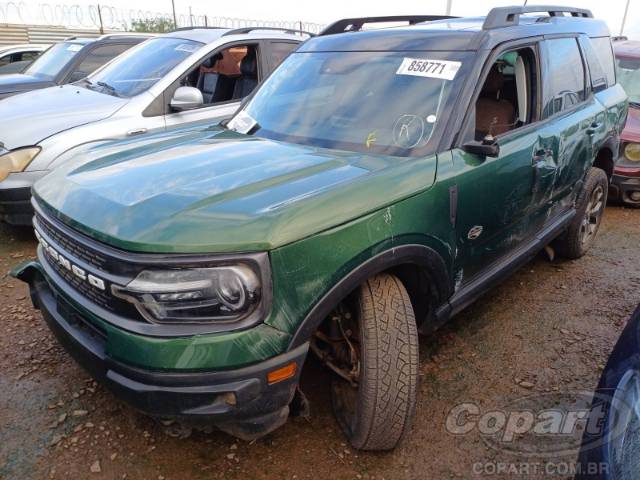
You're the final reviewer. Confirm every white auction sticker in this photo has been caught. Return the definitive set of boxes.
[227,110,258,134]
[396,58,462,81]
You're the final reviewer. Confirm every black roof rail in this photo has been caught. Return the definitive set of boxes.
[222,26,314,37]
[482,5,593,30]
[319,15,458,36]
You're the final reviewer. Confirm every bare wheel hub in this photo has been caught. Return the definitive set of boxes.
[580,184,604,245]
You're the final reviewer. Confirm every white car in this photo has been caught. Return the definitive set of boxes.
[0,27,307,225]
[0,44,48,74]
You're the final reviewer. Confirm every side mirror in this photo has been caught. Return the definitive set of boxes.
[170,86,204,112]
[461,136,500,158]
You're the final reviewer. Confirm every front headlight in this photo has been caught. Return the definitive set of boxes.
[624,143,640,163]
[0,147,41,182]
[112,266,261,324]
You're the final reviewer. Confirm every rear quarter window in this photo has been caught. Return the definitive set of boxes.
[581,37,608,90]
[591,37,616,86]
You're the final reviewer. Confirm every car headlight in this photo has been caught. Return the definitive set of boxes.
[624,143,640,163]
[112,265,261,324]
[0,147,41,182]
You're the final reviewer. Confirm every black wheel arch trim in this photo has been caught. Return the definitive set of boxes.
[287,244,451,350]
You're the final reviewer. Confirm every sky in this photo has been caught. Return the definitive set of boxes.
[98,0,639,38]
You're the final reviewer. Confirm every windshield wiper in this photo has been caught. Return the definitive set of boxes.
[96,81,120,97]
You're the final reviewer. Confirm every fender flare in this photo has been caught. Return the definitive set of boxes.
[287,244,451,350]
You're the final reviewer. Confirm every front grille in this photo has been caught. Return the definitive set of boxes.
[34,209,143,320]
[36,211,110,272]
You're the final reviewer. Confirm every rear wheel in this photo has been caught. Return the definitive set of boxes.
[555,167,608,260]
[312,273,419,450]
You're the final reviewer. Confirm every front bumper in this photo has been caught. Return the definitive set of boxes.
[0,171,46,225]
[610,169,640,207]
[14,262,309,440]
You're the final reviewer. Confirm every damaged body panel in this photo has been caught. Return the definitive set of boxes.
[13,10,627,445]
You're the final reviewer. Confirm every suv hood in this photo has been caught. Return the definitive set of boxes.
[34,130,437,253]
[0,73,55,96]
[0,84,128,149]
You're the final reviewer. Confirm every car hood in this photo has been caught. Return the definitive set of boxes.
[34,130,437,253]
[622,106,640,143]
[0,73,54,95]
[0,85,128,149]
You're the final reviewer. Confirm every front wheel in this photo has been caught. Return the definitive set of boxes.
[555,167,608,260]
[326,273,419,450]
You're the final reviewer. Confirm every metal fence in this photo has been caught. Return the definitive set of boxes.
[0,23,121,46]
[0,2,325,33]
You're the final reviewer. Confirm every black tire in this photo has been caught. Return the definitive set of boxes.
[331,273,419,450]
[555,167,608,260]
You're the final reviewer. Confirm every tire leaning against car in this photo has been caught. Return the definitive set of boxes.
[331,273,419,450]
[555,167,609,259]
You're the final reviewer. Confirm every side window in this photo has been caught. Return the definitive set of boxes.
[268,42,298,70]
[68,43,131,81]
[0,54,10,67]
[543,38,586,118]
[474,46,538,139]
[591,37,616,87]
[18,51,41,62]
[175,44,259,108]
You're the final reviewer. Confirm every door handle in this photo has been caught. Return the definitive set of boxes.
[532,148,553,165]
[127,128,148,136]
[586,122,602,136]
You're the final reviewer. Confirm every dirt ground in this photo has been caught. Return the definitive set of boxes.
[1,206,639,480]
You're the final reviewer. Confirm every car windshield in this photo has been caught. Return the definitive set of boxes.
[24,42,83,79]
[85,37,203,98]
[616,56,640,104]
[228,51,470,157]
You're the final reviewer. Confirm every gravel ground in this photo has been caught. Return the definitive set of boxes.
[1,206,639,480]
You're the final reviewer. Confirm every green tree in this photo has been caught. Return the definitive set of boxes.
[130,17,176,33]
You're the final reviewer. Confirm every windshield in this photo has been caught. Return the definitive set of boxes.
[86,37,203,98]
[24,42,83,79]
[617,57,640,104]
[228,51,470,156]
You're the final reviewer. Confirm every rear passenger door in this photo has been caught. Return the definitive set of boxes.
[538,37,602,211]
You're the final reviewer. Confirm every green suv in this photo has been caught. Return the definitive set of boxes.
[14,7,627,450]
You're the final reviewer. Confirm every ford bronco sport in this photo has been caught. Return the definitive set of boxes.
[14,7,627,450]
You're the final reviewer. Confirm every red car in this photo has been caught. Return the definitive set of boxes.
[612,39,640,206]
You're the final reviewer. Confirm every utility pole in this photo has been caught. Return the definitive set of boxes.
[189,6,193,27]
[97,4,104,34]
[620,0,630,36]
[171,0,177,28]
[445,0,453,15]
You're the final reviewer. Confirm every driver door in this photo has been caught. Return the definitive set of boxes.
[162,42,263,130]
[452,42,553,283]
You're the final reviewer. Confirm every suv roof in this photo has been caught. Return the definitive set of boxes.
[304,6,610,53]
